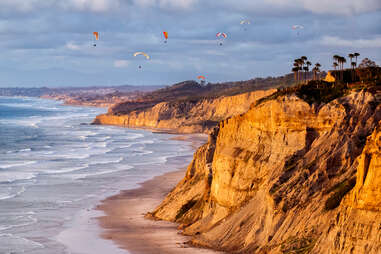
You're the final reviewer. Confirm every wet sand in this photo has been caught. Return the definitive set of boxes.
[97,169,220,254]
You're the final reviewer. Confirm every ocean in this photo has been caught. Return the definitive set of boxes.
[0,96,197,254]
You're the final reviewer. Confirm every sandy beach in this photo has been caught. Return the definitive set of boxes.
[97,168,220,254]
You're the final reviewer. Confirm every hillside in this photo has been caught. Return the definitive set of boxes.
[0,85,162,107]
[92,74,297,132]
[149,82,381,253]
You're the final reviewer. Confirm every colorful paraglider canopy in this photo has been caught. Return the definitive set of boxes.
[292,25,304,30]
[240,20,251,25]
[197,76,206,80]
[163,31,168,40]
[133,52,150,60]
[216,32,227,38]
[93,32,99,40]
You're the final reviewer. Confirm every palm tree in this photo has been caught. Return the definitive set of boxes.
[348,53,354,65]
[340,57,346,69]
[312,67,317,80]
[292,67,299,82]
[350,62,356,81]
[354,53,360,67]
[295,58,304,82]
[305,61,312,81]
[333,55,340,66]
[315,63,321,80]
[300,56,307,81]
[333,62,339,70]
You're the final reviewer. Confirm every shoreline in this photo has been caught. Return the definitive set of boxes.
[96,133,220,254]
[96,169,221,254]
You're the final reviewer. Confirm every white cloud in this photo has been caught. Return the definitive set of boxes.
[114,60,130,68]
[321,36,381,48]
[0,0,121,13]
[66,42,81,50]
[133,0,198,10]
[218,0,381,16]
[297,0,381,15]
[0,0,54,12]
[60,0,121,12]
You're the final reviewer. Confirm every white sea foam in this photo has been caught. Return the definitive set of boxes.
[88,157,124,166]
[0,186,26,200]
[0,171,36,183]
[0,161,37,169]
[43,164,89,174]
[67,165,133,180]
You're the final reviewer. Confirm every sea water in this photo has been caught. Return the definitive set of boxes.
[0,96,198,254]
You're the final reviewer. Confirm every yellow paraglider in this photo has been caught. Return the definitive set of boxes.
[133,52,150,60]
[134,52,150,69]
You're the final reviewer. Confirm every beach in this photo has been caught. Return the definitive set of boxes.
[97,169,220,254]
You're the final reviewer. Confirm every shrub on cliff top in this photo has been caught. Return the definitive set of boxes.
[255,80,349,107]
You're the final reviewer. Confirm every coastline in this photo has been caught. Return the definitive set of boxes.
[96,134,221,254]
[97,169,221,254]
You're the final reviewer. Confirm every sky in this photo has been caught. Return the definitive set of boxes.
[0,0,380,87]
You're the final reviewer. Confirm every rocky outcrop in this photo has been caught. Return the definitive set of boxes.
[151,90,381,253]
[316,121,381,254]
[92,90,275,134]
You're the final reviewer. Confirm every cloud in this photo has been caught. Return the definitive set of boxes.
[321,36,381,48]
[217,0,381,16]
[114,60,130,68]
[296,0,381,15]
[133,0,198,10]
[66,42,81,50]
[0,0,53,12]
[60,0,121,12]
[0,0,121,13]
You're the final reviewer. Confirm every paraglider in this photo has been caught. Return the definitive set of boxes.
[133,52,150,69]
[93,32,99,47]
[216,32,227,46]
[240,20,251,30]
[292,25,304,36]
[163,31,168,43]
[197,75,206,85]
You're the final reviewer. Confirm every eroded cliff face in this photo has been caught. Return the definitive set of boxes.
[151,91,381,253]
[92,90,275,133]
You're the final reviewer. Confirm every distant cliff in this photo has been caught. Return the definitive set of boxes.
[92,89,275,133]
[150,89,381,253]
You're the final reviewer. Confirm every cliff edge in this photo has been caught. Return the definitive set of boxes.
[150,89,381,253]
[92,89,275,133]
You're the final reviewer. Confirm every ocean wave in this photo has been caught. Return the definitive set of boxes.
[0,186,26,200]
[43,164,89,174]
[88,157,124,166]
[67,164,133,180]
[0,161,37,169]
[0,233,45,251]
[0,172,36,183]
[0,214,37,231]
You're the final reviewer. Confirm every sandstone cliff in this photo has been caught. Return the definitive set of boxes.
[150,90,381,253]
[92,90,275,133]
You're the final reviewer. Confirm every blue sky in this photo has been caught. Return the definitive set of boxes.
[0,0,380,87]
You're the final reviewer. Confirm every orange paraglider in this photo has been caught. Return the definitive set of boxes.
[197,76,206,80]
[163,31,168,43]
[93,32,99,47]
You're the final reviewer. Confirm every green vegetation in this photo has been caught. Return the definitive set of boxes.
[256,80,348,107]
[111,74,298,115]
[324,178,356,211]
